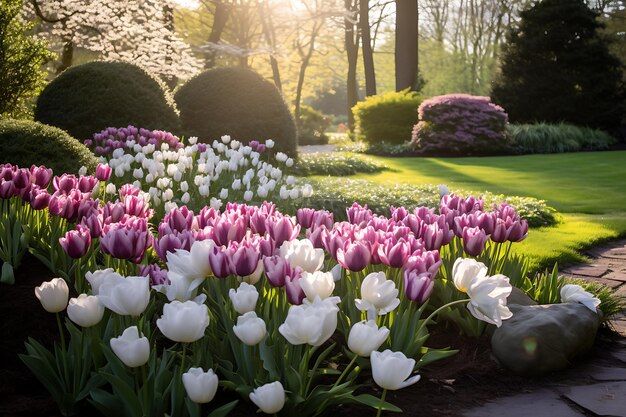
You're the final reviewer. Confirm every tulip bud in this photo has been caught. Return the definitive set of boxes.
[355,272,400,316]
[228,282,259,314]
[300,271,335,301]
[233,311,267,345]
[35,278,69,313]
[348,320,390,357]
[249,381,285,414]
[183,368,219,404]
[67,294,104,327]
[110,326,150,368]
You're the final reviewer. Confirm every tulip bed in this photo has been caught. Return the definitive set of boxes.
[0,149,604,417]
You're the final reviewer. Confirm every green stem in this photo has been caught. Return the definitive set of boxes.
[180,343,187,380]
[56,312,66,351]
[375,389,387,417]
[415,299,471,336]
[334,353,359,388]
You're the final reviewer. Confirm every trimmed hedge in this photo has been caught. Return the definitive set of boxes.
[410,94,510,155]
[175,67,297,156]
[35,61,180,140]
[352,90,422,145]
[0,119,98,174]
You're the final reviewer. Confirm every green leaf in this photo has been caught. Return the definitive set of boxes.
[207,400,239,417]
[353,394,403,412]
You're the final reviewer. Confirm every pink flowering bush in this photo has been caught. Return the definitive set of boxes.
[410,94,510,155]
[85,125,183,157]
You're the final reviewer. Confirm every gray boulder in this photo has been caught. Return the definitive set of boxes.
[491,303,601,376]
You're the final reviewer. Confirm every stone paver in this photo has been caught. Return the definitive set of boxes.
[605,272,626,282]
[561,382,626,417]
[588,366,626,381]
[462,390,585,417]
[562,264,610,277]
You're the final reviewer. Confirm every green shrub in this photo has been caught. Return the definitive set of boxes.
[298,105,330,146]
[295,152,390,176]
[0,119,98,174]
[34,61,180,140]
[508,123,616,154]
[352,90,422,145]
[175,67,297,156]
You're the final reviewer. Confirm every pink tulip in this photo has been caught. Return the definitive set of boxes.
[404,271,434,303]
[377,238,411,268]
[52,174,78,193]
[100,217,152,263]
[59,225,91,258]
[77,176,98,193]
[337,240,371,272]
[196,207,219,229]
[96,163,112,182]
[208,245,233,278]
[119,184,142,199]
[296,208,316,229]
[263,255,288,287]
[462,226,488,257]
[267,215,300,249]
[347,203,373,225]
[30,165,53,188]
[164,206,194,232]
[284,267,305,305]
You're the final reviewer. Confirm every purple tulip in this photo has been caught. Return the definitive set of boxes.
[229,240,261,277]
[0,179,17,199]
[212,216,247,246]
[414,206,435,221]
[263,255,288,287]
[80,213,103,239]
[507,219,528,242]
[296,208,316,229]
[208,245,233,278]
[311,210,334,230]
[284,267,305,305]
[96,163,112,182]
[196,207,219,229]
[164,206,195,232]
[421,222,453,251]
[404,250,442,277]
[59,225,91,258]
[322,230,346,260]
[250,210,269,235]
[403,214,423,236]
[12,169,30,189]
[102,201,126,223]
[48,192,77,221]
[306,225,327,249]
[258,235,276,257]
[30,165,53,188]
[368,215,392,232]
[390,206,409,222]
[77,176,98,193]
[462,226,488,257]
[377,238,411,268]
[139,264,170,286]
[476,212,496,235]
[119,184,141,199]
[29,187,51,210]
[154,233,185,262]
[52,174,77,193]
[337,240,371,272]
[404,271,434,303]
[267,215,300,249]
[124,195,153,220]
[491,218,509,243]
[100,217,152,263]
[347,203,373,225]
[77,199,99,223]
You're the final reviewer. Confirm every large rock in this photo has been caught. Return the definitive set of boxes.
[491,303,601,376]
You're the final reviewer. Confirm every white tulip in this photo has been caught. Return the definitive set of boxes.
[355,272,400,316]
[183,368,218,404]
[279,296,339,346]
[157,300,209,343]
[67,294,104,327]
[86,268,122,295]
[133,168,143,179]
[110,326,150,368]
[302,184,313,198]
[78,166,87,176]
[560,284,601,313]
[180,181,189,192]
[286,158,294,167]
[97,275,150,316]
[249,381,285,414]
[279,239,324,273]
[243,190,253,201]
[466,274,513,327]
[301,271,335,301]
[34,278,69,313]
[220,188,228,199]
[105,183,117,195]
[181,192,190,204]
[265,139,275,149]
[228,282,259,314]
[232,179,241,190]
[348,320,390,357]
[371,350,420,390]
[452,258,488,293]
[233,311,267,345]
[330,263,343,282]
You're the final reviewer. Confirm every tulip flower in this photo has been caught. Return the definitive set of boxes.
[348,320,390,357]
[279,296,340,346]
[560,284,601,312]
[462,226,488,257]
[208,245,233,278]
[59,225,91,259]
[86,268,122,295]
[157,300,209,343]
[279,239,324,273]
[330,263,343,282]
[233,311,267,345]
[507,219,529,242]
[404,271,435,304]
[263,255,288,287]
[355,272,400,316]
[67,294,105,327]
[35,278,69,313]
[337,240,371,272]
[166,239,214,281]
[250,381,285,414]
[452,258,488,293]
[95,163,112,181]
[100,219,152,263]
[466,274,513,327]
[182,368,219,404]
[110,326,150,368]
[230,242,262,281]
[30,165,53,188]
[228,282,259,314]
[97,275,150,316]
[371,350,420,390]
[284,267,305,305]
[297,208,316,229]
[300,270,335,301]
[377,238,411,268]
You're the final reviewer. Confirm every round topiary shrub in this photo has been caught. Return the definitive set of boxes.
[410,94,510,156]
[0,119,98,174]
[34,61,180,140]
[175,67,297,156]
[352,90,422,145]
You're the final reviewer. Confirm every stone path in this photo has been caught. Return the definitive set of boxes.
[463,239,626,417]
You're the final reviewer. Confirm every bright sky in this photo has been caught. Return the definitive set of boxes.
[173,0,201,9]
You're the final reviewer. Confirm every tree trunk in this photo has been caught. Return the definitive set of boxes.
[162,4,178,89]
[360,0,376,96]
[395,0,419,91]
[345,0,359,130]
[205,0,230,69]
[258,0,282,91]
[56,40,73,74]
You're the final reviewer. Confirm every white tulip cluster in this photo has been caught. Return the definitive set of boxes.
[101,135,313,216]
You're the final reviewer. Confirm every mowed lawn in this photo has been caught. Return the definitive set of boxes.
[353,150,626,270]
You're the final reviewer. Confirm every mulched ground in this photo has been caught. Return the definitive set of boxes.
[1,255,622,417]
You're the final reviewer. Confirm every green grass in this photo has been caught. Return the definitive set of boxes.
[345,151,626,270]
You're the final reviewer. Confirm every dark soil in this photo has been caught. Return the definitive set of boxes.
[1,256,623,417]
